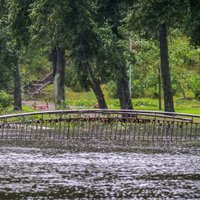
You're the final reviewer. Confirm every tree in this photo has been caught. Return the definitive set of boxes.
[29,0,108,109]
[13,61,22,110]
[0,0,22,110]
[159,23,174,112]
[186,0,200,45]
[0,25,12,91]
[54,46,65,107]
[128,0,190,112]
[5,0,35,110]
[29,0,68,108]
[97,0,133,109]
[68,0,108,109]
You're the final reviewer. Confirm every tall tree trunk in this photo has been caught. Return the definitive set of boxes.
[86,66,107,109]
[51,47,57,77]
[159,23,175,112]
[117,76,133,110]
[54,47,65,108]
[158,66,162,110]
[13,64,22,110]
[110,20,133,110]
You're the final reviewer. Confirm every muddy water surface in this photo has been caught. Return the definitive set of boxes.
[0,147,200,199]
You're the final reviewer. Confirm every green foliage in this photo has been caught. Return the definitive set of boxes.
[107,79,147,98]
[107,81,118,98]
[129,30,200,99]
[65,66,88,92]
[29,0,71,47]
[1,0,200,114]
[0,20,15,91]
[20,46,51,92]
[6,0,33,48]
[129,0,189,38]
[186,0,200,45]
[169,29,200,70]
[188,75,200,99]
[131,80,144,98]
[0,90,12,108]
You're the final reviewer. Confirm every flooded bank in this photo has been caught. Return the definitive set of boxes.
[0,147,200,199]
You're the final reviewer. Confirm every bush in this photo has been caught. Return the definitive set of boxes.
[107,79,145,99]
[131,80,145,98]
[107,81,118,98]
[0,91,12,108]
[144,87,158,98]
[65,67,76,87]
[65,67,89,92]
[188,75,200,99]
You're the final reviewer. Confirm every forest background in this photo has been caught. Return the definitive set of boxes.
[0,0,200,114]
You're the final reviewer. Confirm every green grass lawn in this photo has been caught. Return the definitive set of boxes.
[25,84,200,115]
[66,87,200,114]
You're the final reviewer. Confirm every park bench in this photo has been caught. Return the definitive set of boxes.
[32,102,49,110]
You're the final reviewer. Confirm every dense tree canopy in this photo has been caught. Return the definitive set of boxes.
[186,0,200,45]
[0,0,199,111]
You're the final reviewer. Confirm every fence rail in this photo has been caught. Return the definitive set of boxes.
[0,109,200,149]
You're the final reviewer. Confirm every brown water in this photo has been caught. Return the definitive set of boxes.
[0,147,200,199]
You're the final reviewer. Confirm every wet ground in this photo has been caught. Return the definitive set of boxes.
[0,147,200,199]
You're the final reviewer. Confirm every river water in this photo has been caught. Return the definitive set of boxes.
[0,147,200,199]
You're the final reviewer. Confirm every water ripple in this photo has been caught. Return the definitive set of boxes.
[0,147,200,199]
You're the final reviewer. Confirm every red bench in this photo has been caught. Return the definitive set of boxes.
[32,102,49,110]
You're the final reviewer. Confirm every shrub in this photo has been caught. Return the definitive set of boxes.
[188,75,200,99]
[65,67,89,92]
[131,80,145,98]
[107,81,118,98]
[0,91,12,108]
